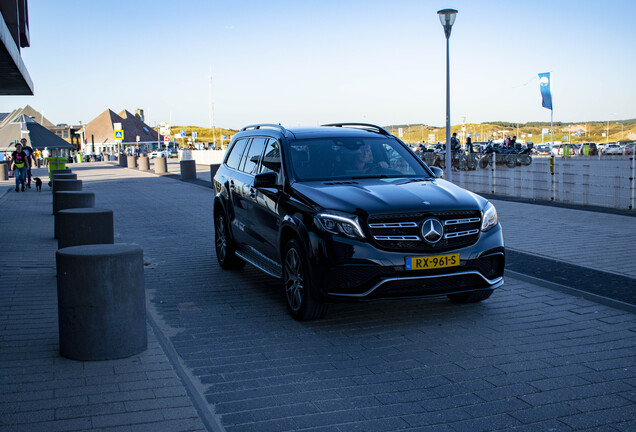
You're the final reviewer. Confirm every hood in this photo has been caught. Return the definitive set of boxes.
[292,178,487,215]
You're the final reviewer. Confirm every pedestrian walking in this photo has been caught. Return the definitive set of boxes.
[42,147,50,166]
[11,142,28,192]
[20,138,36,188]
[451,133,461,152]
[465,136,474,153]
[35,148,42,167]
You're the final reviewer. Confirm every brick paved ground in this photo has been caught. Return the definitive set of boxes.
[1,162,635,431]
[0,166,209,432]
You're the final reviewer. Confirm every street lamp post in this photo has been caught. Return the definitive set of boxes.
[438,8,458,181]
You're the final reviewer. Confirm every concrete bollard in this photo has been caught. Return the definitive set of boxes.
[52,173,77,181]
[0,161,8,180]
[154,157,168,174]
[51,169,72,176]
[57,208,114,249]
[52,179,82,193]
[127,156,137,169]
[56,243,147,361]
[53,190,95,229]
[209,164,220,187]
[180,159,196,180]
[51,180,82,209]
[118,154,127,167]
[138,156,150,171]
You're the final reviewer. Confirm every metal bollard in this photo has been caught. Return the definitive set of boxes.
[56,244,147,360]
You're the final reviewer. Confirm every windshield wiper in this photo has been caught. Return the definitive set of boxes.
[350,174,391,179]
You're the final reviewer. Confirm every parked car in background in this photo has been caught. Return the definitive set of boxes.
[149,150,169,159]
[551,144,575,156]
[622,142,636,155]
[577,142,598,156]
[603,143,623,155]
[534,144,551,155]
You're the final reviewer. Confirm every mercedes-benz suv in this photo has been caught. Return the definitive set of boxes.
[213,123,504,320]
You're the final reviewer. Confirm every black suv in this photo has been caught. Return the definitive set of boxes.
[213,123,504,320]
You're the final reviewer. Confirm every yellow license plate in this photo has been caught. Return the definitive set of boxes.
[406,253,460,270]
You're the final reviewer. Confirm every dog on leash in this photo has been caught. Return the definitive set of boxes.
[34,177,42,192]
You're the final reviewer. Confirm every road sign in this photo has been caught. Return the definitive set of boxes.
[542,128,549,135]
[136,135,140,142]
[180,130,186,138]
[192,131,197,139]
[164,136,169,143]
[398,128,403,138]
[577,130,581,136]
[114,130,124,140]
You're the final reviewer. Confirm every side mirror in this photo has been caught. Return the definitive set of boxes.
[254,171,279,188]
[430,166,444,179]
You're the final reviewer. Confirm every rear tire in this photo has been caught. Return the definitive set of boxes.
[283,239,328,321]
[214,212,245,270]
[448,289,493,303]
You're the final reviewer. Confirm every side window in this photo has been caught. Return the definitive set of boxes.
[225,138,249,170]
[239,137,267,174]
[259,139,281,174]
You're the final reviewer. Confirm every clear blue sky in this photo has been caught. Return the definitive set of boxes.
[2,0,635,129]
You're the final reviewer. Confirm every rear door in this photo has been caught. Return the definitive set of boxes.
[236,137,268,247]
[222,138,251,245]
[250,138,283,260]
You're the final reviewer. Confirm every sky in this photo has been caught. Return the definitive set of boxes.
[2,0,635,129]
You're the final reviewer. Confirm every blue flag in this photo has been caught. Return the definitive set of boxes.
[538,72,552,110]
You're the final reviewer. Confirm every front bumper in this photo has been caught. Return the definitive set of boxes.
[314,224,505,301]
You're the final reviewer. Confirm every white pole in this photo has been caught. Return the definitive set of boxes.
[629,145,636,210]
[210,73,216,147]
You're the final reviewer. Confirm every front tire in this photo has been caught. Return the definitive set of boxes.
[214,212,245,270]
[283,239,328,321]
[448,289,493,303]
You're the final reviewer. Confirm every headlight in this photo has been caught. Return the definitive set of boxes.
[481,202,498,232]
[317,211,365,239]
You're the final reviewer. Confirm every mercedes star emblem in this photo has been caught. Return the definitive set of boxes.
[421,218,444,244]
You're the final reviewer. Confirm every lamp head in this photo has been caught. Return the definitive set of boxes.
[437,9,458,39]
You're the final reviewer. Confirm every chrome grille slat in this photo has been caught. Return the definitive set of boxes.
[445,229,480,239]
[369,222,418,229]
[445,218,481,226]
[373,235,421,241]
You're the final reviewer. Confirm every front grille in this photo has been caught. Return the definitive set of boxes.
[367,210,482,252]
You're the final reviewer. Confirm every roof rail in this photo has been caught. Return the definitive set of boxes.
[321,123,391,136]
[240,124,288,134]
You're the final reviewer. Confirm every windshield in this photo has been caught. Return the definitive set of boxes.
[286,137,432,181]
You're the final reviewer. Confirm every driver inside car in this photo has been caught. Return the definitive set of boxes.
[353,143,388,172]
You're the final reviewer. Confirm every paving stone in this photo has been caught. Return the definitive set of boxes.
[2,164,635,432]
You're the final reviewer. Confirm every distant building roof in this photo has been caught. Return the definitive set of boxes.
[0,105,55,128]
[84,108,163,145]
[0,115,74,151]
